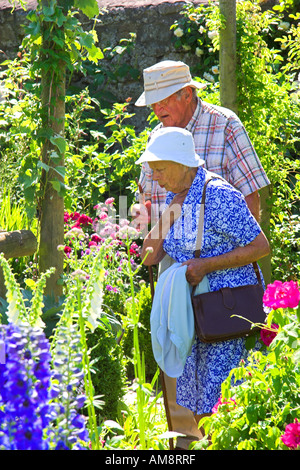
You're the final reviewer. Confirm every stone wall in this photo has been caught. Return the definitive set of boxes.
[0,0,207,130]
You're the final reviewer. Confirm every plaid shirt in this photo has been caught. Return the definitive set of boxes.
[139,98,270,222]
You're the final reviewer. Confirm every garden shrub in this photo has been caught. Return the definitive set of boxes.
[122,282,158,380]
[194,280,300,450]
[86,325,127,421]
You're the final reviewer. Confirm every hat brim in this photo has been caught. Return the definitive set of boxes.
[135,149,205,167]
[135,80,207,107]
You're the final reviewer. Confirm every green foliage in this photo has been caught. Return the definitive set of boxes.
[86,325,127,421]
[0,0,104,225]
[64,96,147,212]
[123,282,158,380]
[99,368,168,450]
[195,298,300,450]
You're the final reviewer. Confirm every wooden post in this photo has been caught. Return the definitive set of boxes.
[0,230,37,259]
[0,230,38,298]
[38,0,66,299]
[219,0,238,115]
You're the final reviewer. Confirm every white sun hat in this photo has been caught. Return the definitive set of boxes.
[135,127,205,167]
[135,60,207,107]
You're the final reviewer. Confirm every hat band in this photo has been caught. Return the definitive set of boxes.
[144,74,191,92]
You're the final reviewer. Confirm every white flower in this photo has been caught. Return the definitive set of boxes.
[117,225,139,240]
[279,21,290,31]
[65,227,85,239]
[211,65,219,74]
[174,27,184,38]
[208,30,218,40]
[84,267,105,332]
[195,47,204,57]
[198,26,205,34]
[203,72,215,83]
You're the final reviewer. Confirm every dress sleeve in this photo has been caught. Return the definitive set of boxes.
[225,118,270,196]
[207,182,262,247]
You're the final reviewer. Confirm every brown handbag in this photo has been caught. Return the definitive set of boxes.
[191,174,266,343]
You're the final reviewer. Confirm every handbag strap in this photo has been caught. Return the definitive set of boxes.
[193,172,263,286]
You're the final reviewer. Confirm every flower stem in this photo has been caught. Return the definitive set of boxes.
[76,278,100,450]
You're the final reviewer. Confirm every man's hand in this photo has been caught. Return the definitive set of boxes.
[130,201,151,227]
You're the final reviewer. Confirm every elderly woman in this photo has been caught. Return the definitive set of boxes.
[137,127,270,420]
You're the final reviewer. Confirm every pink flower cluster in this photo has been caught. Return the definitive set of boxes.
[63,202,142,264]
[263,280,300,310]
[281,419,300,449]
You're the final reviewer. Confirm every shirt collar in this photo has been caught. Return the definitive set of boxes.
[185,98,202,134]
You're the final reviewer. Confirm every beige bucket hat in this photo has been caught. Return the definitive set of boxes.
[135,127,205,167]
[135,60,206,107]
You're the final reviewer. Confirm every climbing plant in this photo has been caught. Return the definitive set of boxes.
[6,0,103,297]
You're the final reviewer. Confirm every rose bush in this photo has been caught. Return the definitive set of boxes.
[194,279,300,450]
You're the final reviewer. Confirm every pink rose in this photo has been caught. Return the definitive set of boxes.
[263,280,300,310]
[281,419,300,449]
[105,197,115,206]
[260,323,279,346]
[99,212,108,220]
[212,396,236,413]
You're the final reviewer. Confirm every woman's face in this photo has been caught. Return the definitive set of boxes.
[149,160,187,193]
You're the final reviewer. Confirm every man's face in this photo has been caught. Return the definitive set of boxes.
[151,88,193,128]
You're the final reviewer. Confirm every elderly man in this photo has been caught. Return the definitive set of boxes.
[134,60,270,450]
[136,60,270,223]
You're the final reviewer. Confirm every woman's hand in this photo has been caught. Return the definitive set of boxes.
[181,258,209,286]
[141,189,190,266]
[182,231,270,286]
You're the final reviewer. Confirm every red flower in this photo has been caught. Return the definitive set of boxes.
[263,280,300,310]
[78,214,93,226]
[260,323,279,347]
[64,246,72,257]
[281,419,300,449]
[70,212,80,221]
[64,212,71,223]
[91,234,102,244]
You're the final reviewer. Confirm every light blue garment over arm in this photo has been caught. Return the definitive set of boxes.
[150,263,210,378]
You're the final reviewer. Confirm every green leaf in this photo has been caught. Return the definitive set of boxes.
[53,165,66,179]
[74,0,99,18]
[50,180,61,192]
[37,161,50,172]
[50,136,66,155]
[86,44,104,63]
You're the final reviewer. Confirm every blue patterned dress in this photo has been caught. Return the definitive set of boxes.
[163,167,263,414]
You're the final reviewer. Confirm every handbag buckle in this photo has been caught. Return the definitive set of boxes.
[221,288,235,310]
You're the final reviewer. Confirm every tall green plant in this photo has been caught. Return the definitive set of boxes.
[0,187,31,232]
[98,241,170,450]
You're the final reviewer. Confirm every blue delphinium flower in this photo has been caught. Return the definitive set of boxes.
[50,323,89,448]
[0,323,88,450]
